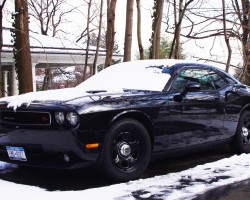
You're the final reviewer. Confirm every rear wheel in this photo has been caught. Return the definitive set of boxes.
[101,119,151,182]
[231,111,250,154]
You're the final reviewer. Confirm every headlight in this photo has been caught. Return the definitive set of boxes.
[55,112,65,125]
[66,112,79,126]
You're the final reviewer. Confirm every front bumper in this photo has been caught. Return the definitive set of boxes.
[0,127,102,169]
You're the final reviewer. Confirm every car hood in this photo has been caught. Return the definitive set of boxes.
[63,90,138,106]
[68,90,169,116]
[0,87,161,111]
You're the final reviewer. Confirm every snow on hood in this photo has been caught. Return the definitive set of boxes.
[76,59,174,92]
[0,59,194,110]
[0,88,90,110]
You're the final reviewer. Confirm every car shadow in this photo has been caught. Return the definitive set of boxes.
[143,144,233,179]
[0,144,233,191]
[0,165,112,191]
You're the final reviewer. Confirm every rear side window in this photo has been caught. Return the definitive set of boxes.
[169,68,229,92]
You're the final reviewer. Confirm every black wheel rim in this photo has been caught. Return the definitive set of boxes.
[112,131,141,172]
[242,116,250,145]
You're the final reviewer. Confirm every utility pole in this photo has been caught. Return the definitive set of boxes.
[14,0,33,94]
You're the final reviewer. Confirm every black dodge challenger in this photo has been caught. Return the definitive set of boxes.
[0,59,250,182]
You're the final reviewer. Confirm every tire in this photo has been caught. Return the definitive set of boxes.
[101,119,151,182]
[231,111,250,154]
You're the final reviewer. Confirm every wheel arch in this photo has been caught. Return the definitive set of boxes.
[230,109,250,154]
[109,110,154,148]
[240,102,250,116]
[233,102,250,138]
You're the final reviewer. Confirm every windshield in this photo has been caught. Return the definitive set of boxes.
[77,60,173,92]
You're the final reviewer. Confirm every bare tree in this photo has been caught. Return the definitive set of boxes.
[168,0,194,59]
[123,0,134,62]
[75,1,101,43]
[29,0,78,90]
[28,0,77,37]
[136,0,144,60]
[14,0,33,94]
[163,1,239,72]
[105,0,117,68]
[0,0,6,97]
[164,1,250,83]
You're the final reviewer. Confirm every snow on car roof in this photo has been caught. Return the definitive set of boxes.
[0,59,203,109]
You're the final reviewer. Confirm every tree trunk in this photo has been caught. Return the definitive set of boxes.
[136,0,144,60]
[93,0,103,74]
[238,0,250,84]
[105,0,117,68]
[150,0,163,59]
[42,67,51,90]
[0,0,6,97]
[15,0,33,94]
[222,0,231,73]
[174,0,183,59]
[155,0,163,59]
[83,0,92,81]
[123,0,134,62]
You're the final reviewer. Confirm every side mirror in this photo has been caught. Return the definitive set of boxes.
[173,82,201,102]
[173,94,183,102]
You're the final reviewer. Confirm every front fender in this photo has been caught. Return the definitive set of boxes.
[109,109,153,127]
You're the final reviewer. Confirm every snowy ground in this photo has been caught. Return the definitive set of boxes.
[1,154,250,200]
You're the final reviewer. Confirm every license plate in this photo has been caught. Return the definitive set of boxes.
[6,146,27,161]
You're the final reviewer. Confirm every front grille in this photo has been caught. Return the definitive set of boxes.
[1,111,51,125]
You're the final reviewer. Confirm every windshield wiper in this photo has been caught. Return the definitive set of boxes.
[146,65,165,69]
[86,90,107,94]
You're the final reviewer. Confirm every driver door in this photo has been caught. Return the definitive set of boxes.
[167,67,226,149]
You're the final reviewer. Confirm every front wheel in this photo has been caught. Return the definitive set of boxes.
[231,111,250,154]
[101,119,151,182]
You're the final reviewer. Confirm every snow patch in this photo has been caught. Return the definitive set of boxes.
[1,154,250,199]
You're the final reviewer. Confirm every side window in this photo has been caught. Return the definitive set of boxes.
[169,72,190,92]
[169,68,228,93]
[207,73,228,89]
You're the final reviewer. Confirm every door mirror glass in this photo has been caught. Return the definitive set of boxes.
[185,82,201,92]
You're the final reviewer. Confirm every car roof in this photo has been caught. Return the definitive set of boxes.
[168,62,241,84]
[172,62,216,69]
